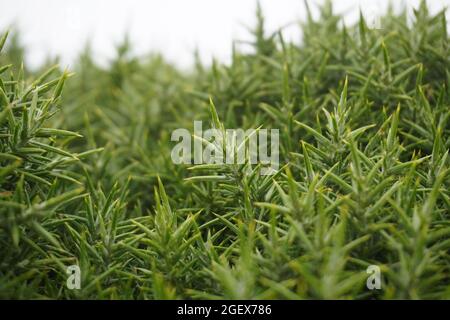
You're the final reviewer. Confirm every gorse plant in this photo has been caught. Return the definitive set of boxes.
[0,31,96,298]
[0,1,449,299]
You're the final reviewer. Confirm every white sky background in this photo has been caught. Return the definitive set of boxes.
[0,0,448,69]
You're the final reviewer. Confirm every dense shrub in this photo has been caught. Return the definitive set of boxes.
[0,1,449,299]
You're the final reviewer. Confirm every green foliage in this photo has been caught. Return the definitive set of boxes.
[0,1,449,299]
